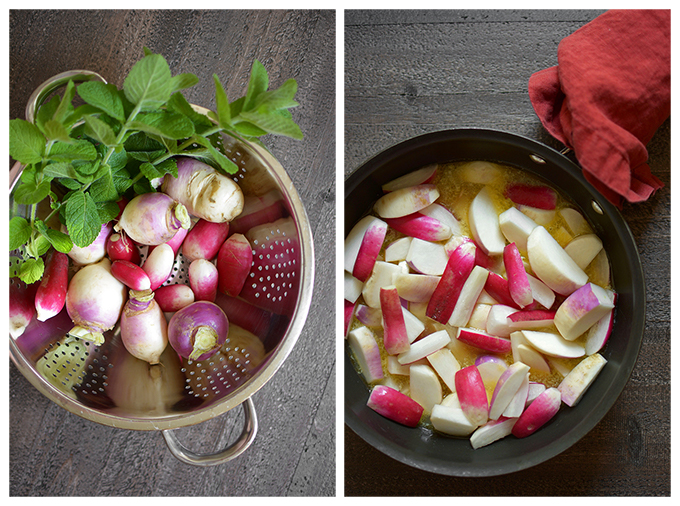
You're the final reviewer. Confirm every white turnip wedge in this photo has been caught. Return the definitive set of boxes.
[426,241,477,323]
[518,344,551,374]
[517,204,556,226]
[526,274,556,310]
[380,285,411,355]
[590,248,611,287]
[475,355,508,385]
[489,361,531,420]
[502,371,530,418]
[469,186,506,256]
[456,327,512,354]
[354,304,382,327]
[387,355,411,376]
[384,237,413,262]
[374,184,440,219]
[347,326,384,383]
[486,304,517,338]
[455,365,489,426]
[526,382,547,405]
[584,302,615,355]
[512,387,561,438]
[558,353,607,407]
[426,348,461,392]
[344,271,364,304]
[527,226,588,296]
[458,161,503,184]
[344,215,388,275]
[402,306,426,343]
[448,265,490,327]
[410,364,443,414]
[381,164,437,192]
[384,212,452,242]
[406,238,449,275]
[393,272,440,303]
[499,206,538,253]
[503,242,533,308]
[564,233,603,270]
[559,207,591,236]
[554,283,615,341]
[468,303,492,330]
[362,261,405,308]
[398,329,451,365]
[521,330,585,359]
[430,404,478,436]
[470,417,518,449]
[367,385,424,427]
[420,203,463,237]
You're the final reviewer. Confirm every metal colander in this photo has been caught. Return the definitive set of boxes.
[9,71,314,466]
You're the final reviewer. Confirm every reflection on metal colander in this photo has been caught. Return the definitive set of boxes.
[36,335,97,399]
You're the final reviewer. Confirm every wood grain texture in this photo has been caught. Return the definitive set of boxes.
[344,9,670,496]
[9,9,336,497]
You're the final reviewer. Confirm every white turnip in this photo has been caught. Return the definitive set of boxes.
[120,289,168,364]
[160,157,244,223]
[64,221,112,265]
[116,192,191,246]
[168,300,229,361]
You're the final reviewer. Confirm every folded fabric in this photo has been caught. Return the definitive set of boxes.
[528,9,670,207]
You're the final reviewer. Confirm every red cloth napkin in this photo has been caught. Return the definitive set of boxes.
[528,9,670,207]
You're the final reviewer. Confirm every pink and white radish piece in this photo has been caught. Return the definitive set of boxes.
[373,184,440,219]
[216,233,253,297]
[154,284,195,313]
[182,219,230,262]
[511,387,561,438]
[367,385,424,427]
[189,259,219,302]
[455,365,489,426]
[347,326,383,383]
[142,243,175,291]
[34,250,69,322]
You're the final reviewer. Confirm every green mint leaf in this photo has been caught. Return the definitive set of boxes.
[19,257,44,285]
[43,162,80,180]
[167,92,214,134]
[238,108,303,139]
[129,111,195,140]
[43,119,73,143]
[47,139,98,163]
[33,220,73,254]
[243,60,269,111]
[189,135,239,174]
[77,81,125,121]
[139,162,163,180]
[26,232,51,258]
[10,119,45,164]
[123,53,173,110]
[53,80,76,123]
[112,166,132,194]
[213,74,231,127]
[170,73,199,93]
[14,179,51,205]
[157,158,178,179]
[9,216,32,251]
[252,78,299,111]
[128,149,166,163]
[64,190,101,247]
[232,121,268,138]
[83,114,118,147]
[97,201,121,224]
[35,95,61,134]
[89,167,119,203]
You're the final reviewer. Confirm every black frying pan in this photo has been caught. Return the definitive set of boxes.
[344,129,645,476]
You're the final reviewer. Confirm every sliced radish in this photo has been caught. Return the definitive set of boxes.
[458,161,503,184]
[517,204,556,226]
[344,299,356,337]
[344,215,388,278]
[584,304,615,355]
[526,382,547,405]
[505,183,557,210]
[521,330,585,359]
[455,365,489,426]
[502,371,530,418]
[498,206,538,253]
[367,385,424,427]
[393,272,440,303]
[397,329,450,365]
[558,353,607,407]
[590,248,611,287]
[475,355,508,385]
[507,309,556,329]
[384,212,452,242]
[419,203,462,237]
[387,355,411,375]
[504,242,533,308]
[468,303,492,330]
[485,304,516,338]
[564,234,603,270]
[402,306,426,343]
[456,327,512,354]
[489,361,530,420]
[344,271,364,304]
[448,265,490,328]
[469,186,506,256]
[362,261,405,308]
[380,285,410,355]
[374,184,440,219]
[381,164,437,192]
[518,344,551,374]
[410,364,443,414]
[384,237,413,262]
[426,348,460,392]
[406,238,449,275]
[470,417,518,449]
[559,207,591,236]
[512,387,561,438]
[426,241,476,323]
[554,283,615,341]
[430,404,478,436]
[354,304,382,327]
[348,326,384,383]
[484,271,520,309]
[526,273,555,309]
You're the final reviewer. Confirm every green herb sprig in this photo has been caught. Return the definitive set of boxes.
[9,49,302,284]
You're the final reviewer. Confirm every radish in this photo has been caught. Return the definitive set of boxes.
[154,284,195,313]
[484,271,520,309]
[344,215,387,274]
[344,299,355,337]
[9,278,38,339]
[34,250,69,322]
[142,243,175,291]
[560,207,591,236]
[553,283,615,341]
[425,241,476,323]
[517,204,555,226]
[65,257,127,345]
[111,260,151,291]
[517,344,551,373]
[120,289,168,364]
[426,348,460,392]
[397,329,450,365]
[367,385,424,428]
[504,242,533,308]
[214,293,272,341]
[419,203,462,237]
[381,164,437,192]
[469,302,492,330]
[410,364,442,414]
[455,365,489,426]
[165,226,188,256]
[352,217,388,282]
[486,304,516,338]
[387,355,412,376]
[380,285,410,355]
[106,231,141,264]
[475,355,508,384]
[584,303,616,355]
[345,271,364,304]
[384,237,412,262]
[188,259,218,302]
[373,184,440,219]
[502,371,530,417]
[470,417,517,449]
[526,273,555,310]
[216,233,253,297]
[526,382,547,405]
[362,261,405,308]
[489,361,531,420]
[229,190,286,235]
[182,219,230,262]
[468,186,506,256]
[458,161,502,184]
[384,212,452,242]
[393,272,440,303]
[354,304,383,327]
[430,404,478,436]
[401,306,426,343]
[505,183,557,210]
[558,353,607,407]
[456,327,512,354]
[520,329,585,359]
[507,309,556,329]
[116,192,191,246]
[512,387,561,438]
[168,300,229,361]
[447,265,489,328]
[64,221,112,266]
[347,326,383,383]
[160,157,244,223]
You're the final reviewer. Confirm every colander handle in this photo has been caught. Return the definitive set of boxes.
[161,397,258,466]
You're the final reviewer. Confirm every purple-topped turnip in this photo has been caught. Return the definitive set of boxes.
[168,300,229,361]
[120,289,168,364]
[63,221,112,265]
[116,192,191,246]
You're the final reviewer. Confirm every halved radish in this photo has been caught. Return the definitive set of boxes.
[380,285,410,355]
[455,365,489,426]
[384,212,452,242]
[374,184,440,218]
[426,241,476,323]
[381,164,437,192]
[397,329,450,365]
[511,387,561,438]
[347,326,383,383]
[469,186,506,256]
[367,385,424,427]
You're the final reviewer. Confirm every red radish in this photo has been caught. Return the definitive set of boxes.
[64,221,112,265]
[468,186,506,256]
[367,385,424,428]
[456,327,512,354]
[373,184,440,219]
[426,241,476,323]
[512,387,561,438]
[182,219,230,262]
[347,326,383,383]
[554,282,615,341]
[502,371,530,417]
[505,183,557,210]
[34,250,69,322]
[406,238,449,275]
[447,265,489,327]
[155,284,195,313]
[508,309,556,329]
[229,190,286,235]
[526,382,547,405]
[9,278,38,339]
[384,212,452,242]
[116,192,191,246]
[142,243,175,291]
[106,231,141,264]
[168,300,229,361]
[344,299,356,337]
[114,196,129,220]
[484,271,520,309]
[486,304,517,338]
[380,285,410,355]
[160,157,244,223]
[489,361,531,420]
[165,226,188,256]
[558,353,607,406]
[410,364,442,414]
[381,164,437,192]
[216,233,253,297]
[120,289,168,364]
[188,259,218,302]
[420,203,462,237]
[352,217,388,282]
[470,417,517,449]
[504,242,533,308]
[111,260,151,291]
[65,257,127,345]
[397,329,450,365]
[455,365,489,426]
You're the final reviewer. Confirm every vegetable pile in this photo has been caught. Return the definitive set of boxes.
[345,161,616,448]
[9,49,303,369]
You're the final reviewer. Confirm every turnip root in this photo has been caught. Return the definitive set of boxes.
[188,259,219,302]
[154,284,195,313]
[348,326,384,383]
[10,278,38,339]
[116,192,191,246]
[161,157,244,223]
[554,282,615,341]
[367,385,424,428]
[558,353,607,407]
[111,260,151,291]
[120,289,168,364]
[182,219,230,262]
[470,417,517,449]
[34,250,69,322]
[106,231,141,264]
[216,233,253,297]
[64,221,112,265]
[410,364,442,414]
[168,300,229,361]
[142,243,175,291]
[373,184,440,219]
[65,258,127,345]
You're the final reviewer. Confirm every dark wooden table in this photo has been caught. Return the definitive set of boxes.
[344,10,670,496]
[9,10,336,496]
